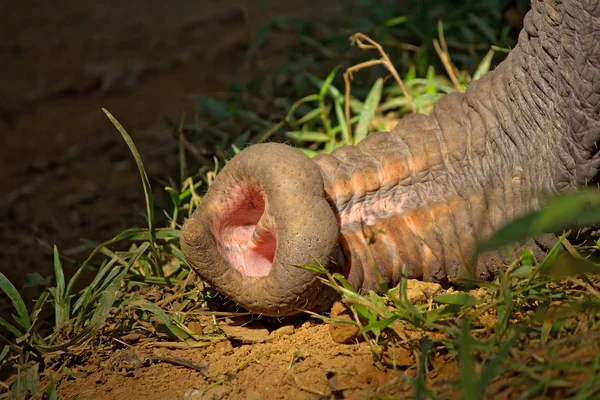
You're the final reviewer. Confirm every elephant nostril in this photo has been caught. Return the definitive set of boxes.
[211,179,277,277]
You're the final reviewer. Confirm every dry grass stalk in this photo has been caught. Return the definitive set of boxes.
[433,20,462,92]
[343,33,416,137]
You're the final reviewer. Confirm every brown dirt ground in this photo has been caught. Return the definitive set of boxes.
[51,314,600,399]
[57,322,415,400]
[3,1,598,399]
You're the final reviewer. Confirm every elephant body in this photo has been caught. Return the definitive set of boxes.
[181,0,600,316]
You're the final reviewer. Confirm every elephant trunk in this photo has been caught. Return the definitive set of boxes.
[180,143,342,315]
[181,0,600,316]
[312,0,600,292]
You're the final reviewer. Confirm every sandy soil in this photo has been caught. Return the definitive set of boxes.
[57,322,418,400]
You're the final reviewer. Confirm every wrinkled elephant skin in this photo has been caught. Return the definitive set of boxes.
[182,0,600,316]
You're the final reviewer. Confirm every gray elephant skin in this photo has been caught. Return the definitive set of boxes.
[181,0,600,316]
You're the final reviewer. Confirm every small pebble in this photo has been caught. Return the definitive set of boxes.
[270,325,295,338]
[220,323,270,344]
[328,301,359,344]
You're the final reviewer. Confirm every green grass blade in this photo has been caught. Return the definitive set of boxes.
[285,131,330,142]
[295,262,329,275]
[318,67,340,100]
[473,49,495,81]
[478,190,600,253]
[0,316,23,337]
[29,290,50,333]
[498,276,513,333]
[71,256,119,318]
[52,246,69,327]
[83,284,120,337]
[295,108,322,125]
[354,78,383,143]
[36,242,149,353]
[169,246,188,265]
[349,98,365,114]
[491,45,511,54]
[433,293,477,307]
[102,108,155,241]
[0,345,9,363]
[379,96,410,112]
[534,232,568,274]
[46,374,58,400]
[165,187,181,207]
[23,363,41,397]
[52,246,65,297]
[334,101,351,145]
[330,272,360,293]
[385,15,408,27]
[405,78,456,94]
[124,275,183,286]
[10,371,26,400]
[540,252,600,277]
[413,93,444,113]
[65,228,153,298]
[457,319,478,400]
[80,245,150,344]
[285,94,320,127]
[125,299,197,340]
[306,73,343,103]
[357,316,397,336]
[425,66,437,94]
[84,229,179,245]
[79,238,128,268]
[84,242,149,335]
[0,273,30,331]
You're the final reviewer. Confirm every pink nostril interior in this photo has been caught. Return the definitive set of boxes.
[211,180,277,277]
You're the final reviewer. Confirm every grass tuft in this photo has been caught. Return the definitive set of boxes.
[102,108,156,241]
